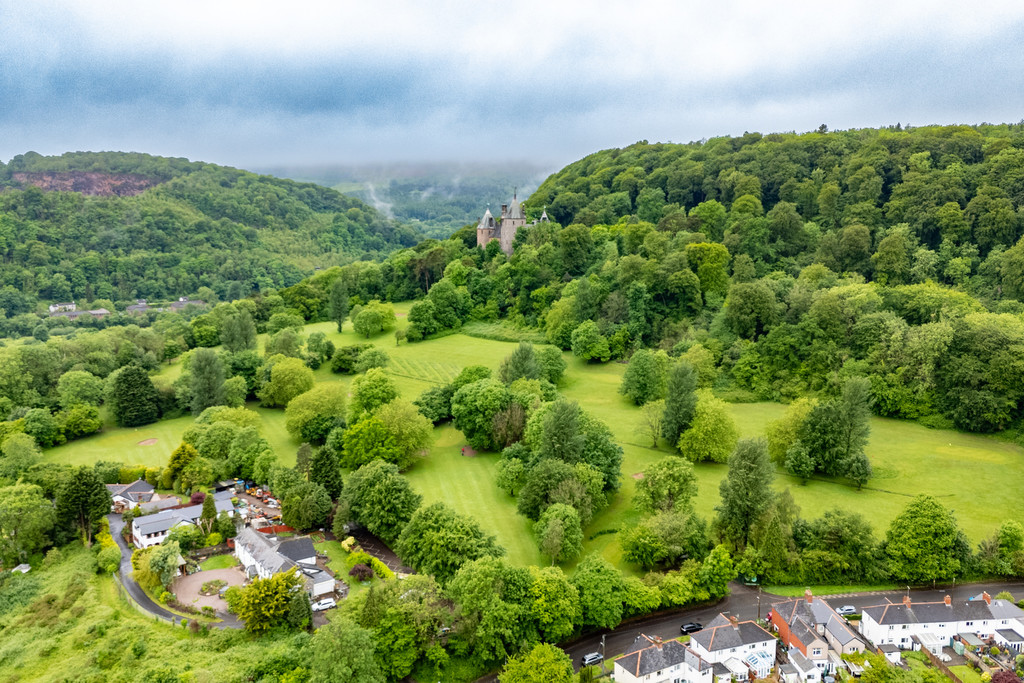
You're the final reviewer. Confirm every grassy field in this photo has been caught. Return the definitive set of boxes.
[199,554,238,571]
[43,313,1024,573]
[764,584,897,597]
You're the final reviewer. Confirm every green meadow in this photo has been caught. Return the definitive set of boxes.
[44,306,1024,571]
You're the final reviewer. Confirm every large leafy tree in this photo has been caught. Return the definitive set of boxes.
[885,495,966,583]
[661,361,698,447]
[447,556,534,666]
[308,446,343,499]
[373,399,434,469]
[55,465,111,545]
[328,278,351,333]
[220,310,257,352]
[677,391,738,463]
[396,502,504,583]
[235,567,306,633]
[571,553,626,630]
[56,370,105,409]
[715,438,773,549]
[527,566,580,642]
[633,457,698,514]
[341,460,421,543]
[189,348,225,415]
[619,349,667,405]
[534,503,583,565]
[257,356,315,408]
[0,482,56,565]
[284,383,347,444]
[349,367,399,420]
[309,617,383,683]
[341,417,401,469]
[451,378,512,451]
[498,643,574,683]
[281,481,332,531]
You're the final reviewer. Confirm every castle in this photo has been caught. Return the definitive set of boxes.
[476,191,548,256]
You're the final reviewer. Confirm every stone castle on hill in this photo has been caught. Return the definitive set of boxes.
[476,191,548,256]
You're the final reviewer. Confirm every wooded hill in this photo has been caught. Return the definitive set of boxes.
[267,123,1024,437]
[0,151,420,309]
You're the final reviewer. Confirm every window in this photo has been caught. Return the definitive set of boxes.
[966,622,974,627]
[813,648,822,656]
[889,625,894,631]
[1002,620,1009,625]
[750,644,756,650]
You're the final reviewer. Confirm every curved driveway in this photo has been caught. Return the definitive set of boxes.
[107,514,242,629]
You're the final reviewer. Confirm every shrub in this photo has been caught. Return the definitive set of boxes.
[345,551,372,570]
[349,563,373,582]
[98,546,122,573]
[201,605,215,617]
[340,536,357,552]
[369,557,395,580]
[159,591,173,605]
[991,647,1001,656]
[205,532,223,547]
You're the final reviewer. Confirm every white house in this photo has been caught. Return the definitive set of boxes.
[689,614,777,679]
[781,650,819,683]
[859,593,1024,651]
[614,634,715,683]
[233,528,333,598]
[131,499,234,548]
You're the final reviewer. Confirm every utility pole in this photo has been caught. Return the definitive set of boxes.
[757,586,762,621]
[601,633,606,671]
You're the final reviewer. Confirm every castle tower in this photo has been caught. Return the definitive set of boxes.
[498,190,526,256]
[476,207,497,249]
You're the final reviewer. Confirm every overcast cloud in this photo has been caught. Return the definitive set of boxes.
[2,0,1024,169]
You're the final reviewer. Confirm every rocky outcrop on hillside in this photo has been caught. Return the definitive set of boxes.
[12,171,161,196]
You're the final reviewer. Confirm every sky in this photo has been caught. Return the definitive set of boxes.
[3,1,1024,171]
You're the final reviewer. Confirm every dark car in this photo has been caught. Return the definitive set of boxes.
[581,652,603,667]
[681,622,703,634]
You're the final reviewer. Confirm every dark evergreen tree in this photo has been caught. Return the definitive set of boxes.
[110,365,160,427]
[55,466,111,545]
[539,399,585,464]
[498,342,541,384]
[309,446,343,499]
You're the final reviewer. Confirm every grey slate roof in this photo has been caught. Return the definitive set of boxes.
[106,478,155,504]
[691,614,773,652]
[862,598,1024,626]
[789,650,816,673]
[134,499,232,536]
[278,537,316,563]
[139,497,181,513]
[997,629,1024,642]
[235,528,296,577]
[616,636,689,678]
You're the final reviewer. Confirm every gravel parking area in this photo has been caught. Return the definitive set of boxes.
[173,567,246,611]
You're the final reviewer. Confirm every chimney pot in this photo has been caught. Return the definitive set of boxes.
[805,589,813,604]
[982,591,991,605]
[903,595,912,607]
[729,616,739,627]
[944,595,952,606]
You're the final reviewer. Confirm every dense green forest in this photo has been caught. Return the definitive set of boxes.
[262,161,551,238]
[0,151,419,311]
[247,124,1024,437]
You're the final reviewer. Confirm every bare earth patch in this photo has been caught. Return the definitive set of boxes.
[137,438,158,446]
[632,472,644,480]
[461,446,478,458]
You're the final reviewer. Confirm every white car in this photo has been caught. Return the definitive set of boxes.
[835,605,857,616]
[311,598,336,612]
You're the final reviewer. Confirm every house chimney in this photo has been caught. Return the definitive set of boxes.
[805,589,813,604]
[944,595,952,606]
[982,591,991,605]
[654,635,663,648]
[903,595,912,607]
[729,616,739,627]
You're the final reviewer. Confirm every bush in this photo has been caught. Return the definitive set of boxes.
[159,591,173,605]
[345,551,372,570]
[205,532,223,547]
[349,563,373,582]
[340,536,357,552]
[369,557,395,580]
[201,605,215,617]
[97,546,122,573]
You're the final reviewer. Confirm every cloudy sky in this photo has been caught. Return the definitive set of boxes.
[2,1,1024,170]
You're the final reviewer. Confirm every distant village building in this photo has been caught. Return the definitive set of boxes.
[49,307,110,321]
[126,297,206,315]
[48,302,76,314]
[476,191,549,256]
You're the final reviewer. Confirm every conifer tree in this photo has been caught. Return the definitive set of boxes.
[329,278,350,333]
[661,361,698,448]
[110,365,160,427]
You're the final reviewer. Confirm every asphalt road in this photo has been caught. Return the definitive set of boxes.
[107,513,242,629]
[475,580,1024,682]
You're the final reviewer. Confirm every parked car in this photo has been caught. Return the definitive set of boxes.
[680,622,703,634]
[311,598,337,612]
[835,605,857,616]
[581,652,603,667]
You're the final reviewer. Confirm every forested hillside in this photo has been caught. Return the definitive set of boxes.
[0,152,419,308]
[265,124,1024,437]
